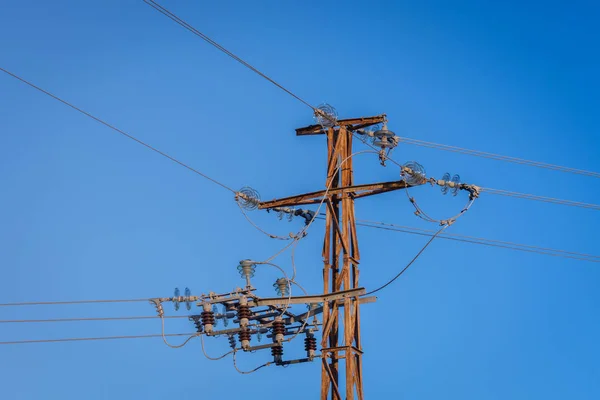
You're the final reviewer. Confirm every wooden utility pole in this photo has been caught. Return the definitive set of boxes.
[259,114,415,399]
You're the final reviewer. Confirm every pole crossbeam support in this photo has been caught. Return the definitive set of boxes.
[296,114,387,136]
[257,180,414,210]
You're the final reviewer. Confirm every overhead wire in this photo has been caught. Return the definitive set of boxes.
[0,67,237,194]
[158,313,199,348]
[396,135,600,179]
[200,335,234,360]
[354,132,600,212]
[0,315,189,324]
[232,349,272,374]
[364,225,449,296]
[143,0,317,113]
[343,217,599,263]
[0,298,150,307]
[144,0,599,185]
[0,333,197,345]
[479,187,600,211]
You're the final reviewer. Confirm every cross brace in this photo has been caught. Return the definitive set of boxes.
[258,180,414,210]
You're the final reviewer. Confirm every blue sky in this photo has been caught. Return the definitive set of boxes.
[1,1,599,399]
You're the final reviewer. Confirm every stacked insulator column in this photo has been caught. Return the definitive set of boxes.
[237,297,252,349]
[271,317,285,363]
[190,316,203,333]
[304,331,317,359]
[201,303,215,333]
[228,334,237,350]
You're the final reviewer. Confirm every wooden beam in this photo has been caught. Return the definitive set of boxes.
[258,180,413,209]
[296,114,387,136]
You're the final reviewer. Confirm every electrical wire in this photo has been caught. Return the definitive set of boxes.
[364,225,449,296]
[199,334,234,360]
[0,315,189,324]
[254,261,293,322]
[354,132,600,212]
[0,333,196,345]
[396,135,600,179]
[284,280,311,343]
[232,349,272,374]
[237,202,293,241]
[0,298,150,307]
[147,0,599,182]
[342,217,599,263]
[480,187,600,211]
[159,314,199,348]
[0,67,236,194]
[144,0,317,113]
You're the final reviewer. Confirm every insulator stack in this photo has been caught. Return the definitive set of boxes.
[272,318,285,343]
[237,304,252,324]
[271,344,283,361]
[270,318,285,363]
[272,321,284,362]
[190,316,203,333]
[238,328,251,349]
[273,278,290,297]
[304,333,317,359]
[228,334,237,350]
[201,311,215,326]
[201,303,215,333]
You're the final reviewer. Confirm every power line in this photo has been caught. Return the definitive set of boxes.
[480,187,600,211]
[352,218,599,263]
[364,226,448,295]
[354,134,600,212]
[0,298,150,307]
[143,0,317,112]
[0,67,237,194]
[144,0,599,186]
[0,332,196,346]
[397,136,600,179]
[0,315,189,324]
